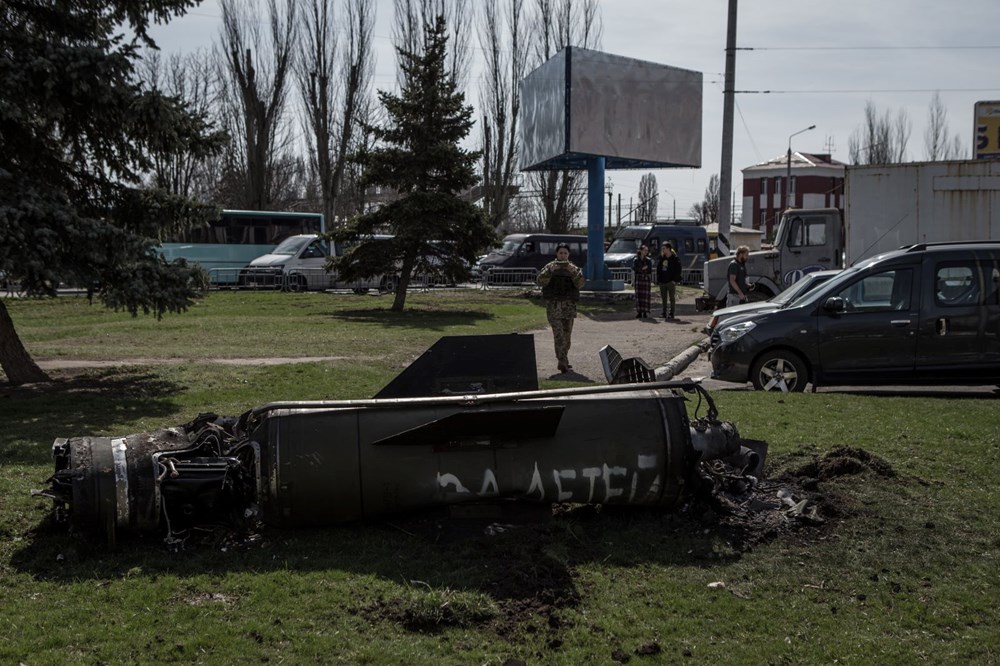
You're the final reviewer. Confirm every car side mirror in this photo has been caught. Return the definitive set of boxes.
[823,296,846,313]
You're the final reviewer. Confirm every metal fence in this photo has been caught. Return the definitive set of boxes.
[480,267,539,289]
[609,267,634,285]
[208,267,392,293]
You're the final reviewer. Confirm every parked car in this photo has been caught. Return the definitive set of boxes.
[705,270,841,335]
[604,223,708,285]
[240,234,391,292]
[709,242,1000,391]
[477,234,587,273]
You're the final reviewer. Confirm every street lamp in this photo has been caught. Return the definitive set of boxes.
[785,124,816,210]
[663,188,677,221]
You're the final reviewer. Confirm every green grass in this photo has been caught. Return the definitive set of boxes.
[1,291,998,664]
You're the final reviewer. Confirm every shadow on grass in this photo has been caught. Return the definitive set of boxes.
[10,501,772,624]
[829,387,1000,399]
[322,308,500,330]
[0,367,183,465]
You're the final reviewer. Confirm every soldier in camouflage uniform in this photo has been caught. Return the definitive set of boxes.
[537,244,586,373]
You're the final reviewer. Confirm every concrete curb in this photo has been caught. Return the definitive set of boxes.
[654,336,711,381]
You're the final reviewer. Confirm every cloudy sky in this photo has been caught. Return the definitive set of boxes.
[146,0,999,221]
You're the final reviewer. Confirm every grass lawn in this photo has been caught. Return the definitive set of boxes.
[1,290,997,664]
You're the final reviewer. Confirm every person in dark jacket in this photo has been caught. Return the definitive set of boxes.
[537,243,586,373]
[657,243,683,319]
[727,245,751,306]
[632,244,653,319]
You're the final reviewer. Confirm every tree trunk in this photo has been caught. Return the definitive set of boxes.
[0,299,50,385]
[391,252,417,312]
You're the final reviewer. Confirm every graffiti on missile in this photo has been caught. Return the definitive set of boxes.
[436,454,662,503]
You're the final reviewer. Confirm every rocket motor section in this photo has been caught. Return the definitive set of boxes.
[35,382,760,544]
[37,421,258,544]
[252,387,698,528]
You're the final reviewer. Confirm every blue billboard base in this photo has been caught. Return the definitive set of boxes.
[583,279,626,292]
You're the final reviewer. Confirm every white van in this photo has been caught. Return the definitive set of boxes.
[239,234,392,292]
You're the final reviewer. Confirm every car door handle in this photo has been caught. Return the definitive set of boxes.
[890,319,911,327]
[936,317,949,335]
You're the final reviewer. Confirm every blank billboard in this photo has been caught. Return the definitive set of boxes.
[520,47,702,171]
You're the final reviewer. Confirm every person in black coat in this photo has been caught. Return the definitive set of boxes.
[656,243,682,319]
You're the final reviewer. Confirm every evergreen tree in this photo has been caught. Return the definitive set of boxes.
[0,0,224,385]
[335,15,493,312]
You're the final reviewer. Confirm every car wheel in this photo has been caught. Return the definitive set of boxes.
[751,350,807,392]
[286,274,308,292]
[379,275,396,294]
[352,287,369,295]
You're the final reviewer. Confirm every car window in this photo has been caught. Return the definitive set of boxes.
[835,269,912,312]
[988,265,1000,306]
[608,238,639,253]
[935,263,981,306]
[786,216,827,248]
[272,236,312,255]
[301,241,327,259]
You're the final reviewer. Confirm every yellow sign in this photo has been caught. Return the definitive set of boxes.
[974,101,1000,159]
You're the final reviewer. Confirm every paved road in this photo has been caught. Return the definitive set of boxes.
[532,294,712,384]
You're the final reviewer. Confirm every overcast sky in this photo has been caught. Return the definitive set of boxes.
[146,0,999,221]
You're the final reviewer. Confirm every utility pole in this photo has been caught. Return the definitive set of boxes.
[718,0,737,251]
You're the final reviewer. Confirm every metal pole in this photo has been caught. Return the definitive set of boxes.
[587,157,608,281]
[718,0,738,247]
[663,188,677,221]
[785,124,816,211]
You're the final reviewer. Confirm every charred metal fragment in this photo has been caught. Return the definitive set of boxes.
[33,338,766,545]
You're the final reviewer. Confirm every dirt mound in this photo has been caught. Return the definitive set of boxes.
[782,445,897,481]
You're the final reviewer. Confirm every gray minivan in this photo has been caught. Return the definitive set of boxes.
[239,234,392,292]
[710,242,1000,391]
[476,234,588,273]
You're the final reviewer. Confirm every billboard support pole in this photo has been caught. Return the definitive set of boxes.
[585,156,615,288]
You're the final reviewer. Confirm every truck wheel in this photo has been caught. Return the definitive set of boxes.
[751,351,807,392]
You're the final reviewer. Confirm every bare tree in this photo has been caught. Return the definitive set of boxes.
[848,100,910,165]
[296,0,374,227]
[528,0,602,233]
[478,0,528,230]
[924,91,965,161]
[140,49,222,203]
[689,174,719,225]
[393,0,472,88]
[637,173,658,222]
[217,0,298,210]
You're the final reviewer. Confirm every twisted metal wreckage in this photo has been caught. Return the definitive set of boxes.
[33,335,767,546]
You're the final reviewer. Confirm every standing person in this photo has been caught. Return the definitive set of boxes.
[632,244,653,319]
[657,243,682,319]
[727,245,751,306]
[537,243,586,373]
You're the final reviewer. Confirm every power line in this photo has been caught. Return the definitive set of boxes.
[735,88,998,94]
[737,45,1000,51]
